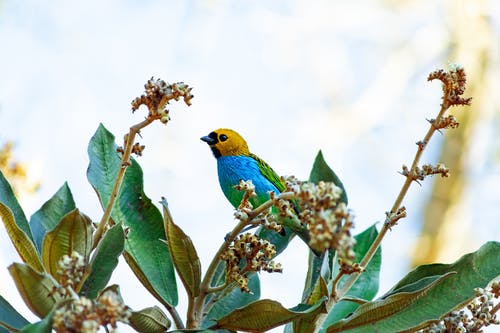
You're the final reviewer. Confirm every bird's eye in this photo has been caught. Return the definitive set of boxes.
[219,134,228,142]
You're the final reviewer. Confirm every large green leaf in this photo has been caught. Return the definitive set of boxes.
[80,224,125,299]
[0,294,30,331]
[41,208,93,282]
[30,182,76,253]
[8,263,62,318]
[203,273,260,328]
[326,241,500,332]
[161,199,201,298]
[309,151,347,205]
[0,202,44,272]
[327,272,454,333]
[211,298,326,332]
[0,171,33,242]
[87,124,177,306]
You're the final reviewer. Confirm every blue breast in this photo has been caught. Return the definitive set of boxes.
[217,155,280,208]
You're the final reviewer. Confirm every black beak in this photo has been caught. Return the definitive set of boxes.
[201,135,217,145]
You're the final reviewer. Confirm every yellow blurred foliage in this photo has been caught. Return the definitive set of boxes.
[0,141,40,196]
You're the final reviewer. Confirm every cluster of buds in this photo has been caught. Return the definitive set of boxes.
[428,64,472,107]
[418,282,500,333]
[338,258,364,275]
[401,163,450,182]
[131,78,193,123]
[259,212,285,234]
[385,206,407,228]
[221,232,282,292]
[52,288,131,333]
[131,142,145,156]
[56,251,87,297]
[233,180,256,220]
[428,115,460,130]
[269,190,296,219]
[283,177,356,262]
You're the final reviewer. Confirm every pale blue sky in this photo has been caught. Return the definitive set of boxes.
[1,0,499,331]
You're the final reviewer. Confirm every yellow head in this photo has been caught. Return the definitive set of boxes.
[201,128,250,158]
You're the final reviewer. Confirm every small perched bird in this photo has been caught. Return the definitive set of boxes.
[201,128,313,250]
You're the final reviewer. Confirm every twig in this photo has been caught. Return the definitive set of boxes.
[165,302,185,330]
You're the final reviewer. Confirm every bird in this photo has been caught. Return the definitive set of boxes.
[201,128,314,253]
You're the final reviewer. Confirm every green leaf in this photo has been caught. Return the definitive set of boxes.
[80,224,125,299]
[203,273,260,328]
[326,272,455,333]
[320,224,381,331]
[41,208,93,282]
[326,241,500,332]
[305,276,329,305]
[129,306,171,333]
[30,182,76,253]
[20,311,53,333]
[294,277,329,333]
[309,150,347,204]
[0,294,30,331]
[302,251,331,302]
[0,202,44,272]
[86,124,177,306]
[161,198,201,298]
[8,263,62,318]
[211,298,326,332]
[0,171,33,242]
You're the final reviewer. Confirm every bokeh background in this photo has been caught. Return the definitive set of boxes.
[1,0,499,331]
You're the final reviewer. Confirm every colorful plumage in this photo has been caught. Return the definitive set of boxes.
[201,128,313,251]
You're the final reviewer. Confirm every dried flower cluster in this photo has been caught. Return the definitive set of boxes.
[418,282,500,333]
[52,289,131,333]
[429,115,460,130]
[51,252,131,332]
[56,251,86,295]
[131,142,145,156]
[220,232,282,292]
[428,64,472,107]
[401,163,450,183]
[385,206,407,228]
[283,177,356,262]
[131,77,194,123]
[234,179,256,214]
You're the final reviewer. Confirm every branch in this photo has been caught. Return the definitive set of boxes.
[188,190,295,328]
[313,65,471,333]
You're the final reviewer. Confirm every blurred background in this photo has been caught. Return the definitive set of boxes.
[1,0,499,331]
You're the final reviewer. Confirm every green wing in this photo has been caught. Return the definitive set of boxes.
[250,153,286,192]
